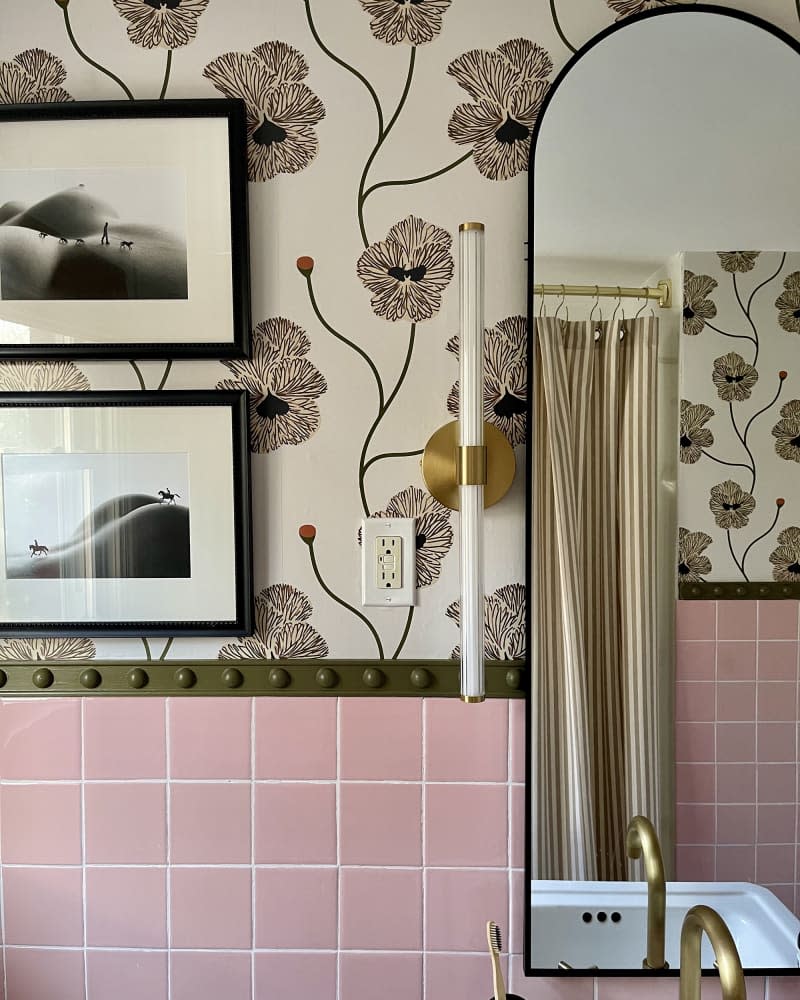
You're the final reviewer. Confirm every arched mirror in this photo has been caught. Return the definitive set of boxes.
[525,4,800,978]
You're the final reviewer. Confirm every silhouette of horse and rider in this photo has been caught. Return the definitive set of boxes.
[29,539,48,557]
[158,489,180,505]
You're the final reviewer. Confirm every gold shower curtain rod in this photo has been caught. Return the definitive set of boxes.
[533,279,672,309]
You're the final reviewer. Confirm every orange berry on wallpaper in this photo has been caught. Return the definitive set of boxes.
[296,256,315,276]
[299,524,317,544]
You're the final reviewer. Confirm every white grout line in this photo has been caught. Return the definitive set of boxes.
[421,698,427,1000]
[80,698,88,1000]
[335,696,342,1000]
[165,699,172,1000]
[506,698,514,991]
[250,697,256,1000]
[0,704,7,1000]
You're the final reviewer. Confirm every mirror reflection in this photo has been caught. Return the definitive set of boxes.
[527,8,800,975]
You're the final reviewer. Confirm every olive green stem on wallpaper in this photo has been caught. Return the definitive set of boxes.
[58,3,136,100]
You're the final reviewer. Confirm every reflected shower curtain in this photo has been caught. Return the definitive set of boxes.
[531,315,661,881]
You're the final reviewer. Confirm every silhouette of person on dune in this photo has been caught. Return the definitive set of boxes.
[101,221,109,246]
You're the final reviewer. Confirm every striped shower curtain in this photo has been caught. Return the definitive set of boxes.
[531,315,662,881]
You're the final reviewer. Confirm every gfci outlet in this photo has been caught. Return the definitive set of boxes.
[361,517,416,607]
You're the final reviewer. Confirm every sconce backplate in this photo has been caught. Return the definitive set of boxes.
[421,420,516,511]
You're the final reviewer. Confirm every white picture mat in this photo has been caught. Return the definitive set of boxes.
[0,403,237,623]
[0,116,233,345]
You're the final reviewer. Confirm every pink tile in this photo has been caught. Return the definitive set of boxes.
[254,953,336,1000]
[171,782,250,864]
[716,723,756,762]
[597,980,679,1000]
[718,600,757,639]
[5,948,84,1000]
[715,844,755,881]
[677,641,716,680]
[340,698,422,779]
[255,782,335,864]
[425,868,508,951]
[340,782,421,866]
[758,642,799,680]
[169,697,251,779]
[426,954,507,1000]
[340,954,422,1000]
[757,844,795,884]
[764,884,795,913]
[255,698,336,780]
[1,783,81,863]
[255,867,337,949]
[717,763,755,803]
[758,601,798,640]
[425,698,508,781]
[172,952,251,1000]
[757,763,797,802]
[84,697,166,779]
[758,682,798,722]
[0,699,81,779]
[768,975,800,999]
[171,867,251,948]
[340,867,422,950]
[87,950,168,1000]
[675,763,715,803]
[675,845,715,880]
[509,867,526,955]
[675,722,715,762]
[86,867,166,947]
[3,867,83,946]
[717,804,756,845]
[509,698,526,783]
[717,641,756,680]
[758,804,796,844]
[676,804,715,844]
[676,682,715,722]
[85,782,166,864]
[425,784,507,866]
[717,682,756,722]
[510,783,525,869]
[757,723,796,762]
[509,965,593,999]
[676,600,716,639]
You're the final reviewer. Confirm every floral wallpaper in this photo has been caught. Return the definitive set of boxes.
[1,0,796,663]
[679,251,800,588]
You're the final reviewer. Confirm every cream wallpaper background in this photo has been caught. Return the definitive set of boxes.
[1,0,799,665]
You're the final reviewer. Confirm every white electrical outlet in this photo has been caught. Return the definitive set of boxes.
[362,517,416,607]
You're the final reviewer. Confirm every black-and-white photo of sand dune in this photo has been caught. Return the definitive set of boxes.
[2,452,190,579]
[0,167,188,300]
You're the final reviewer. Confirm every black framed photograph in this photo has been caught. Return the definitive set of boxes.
[0,390,252,636]
[0,99,250,359]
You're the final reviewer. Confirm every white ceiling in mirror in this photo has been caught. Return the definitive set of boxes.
[534,11,800,264]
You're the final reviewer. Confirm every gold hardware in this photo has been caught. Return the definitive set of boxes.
[460,695,485,703]
[679,906,746,1000]
[533,279,672,309]
[459,221,485,231]
[626,815,668,971]
[458,445,487,486]
[421,421,516,511]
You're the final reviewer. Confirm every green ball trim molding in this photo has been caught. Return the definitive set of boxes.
[679,581,800,600]
[0,659,526,697]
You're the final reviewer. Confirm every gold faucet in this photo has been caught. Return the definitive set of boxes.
[679,905,746,1000]
[626,814,667,970]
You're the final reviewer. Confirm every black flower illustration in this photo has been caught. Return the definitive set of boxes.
[217,318,327,454]
[0,361,89,391]
[112,0,210,49]
[775,272,800,333]
[370,486,453,588]
[679,399,714,465]
[219,584,328,659]
[358,0,451,45]
[204,42,325,181]
[447,39,552,181]
[606,0,689,19]
[709,480,755,530]
[678,527,712,583]
[447,583,525,659]
[357,215,454,323]
[683,270,717,336]
[446,316,527,447]
[0,637,95,661]
[0,49,72,103]
[712,352,758,403]
[769,526,800,583]
[772,399,800,464]
[717,251,760,274]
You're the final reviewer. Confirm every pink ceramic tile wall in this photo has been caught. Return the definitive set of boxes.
[675,600,800,919]
[0,690,793,1000]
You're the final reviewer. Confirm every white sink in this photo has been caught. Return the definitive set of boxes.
[530,880,800,970]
